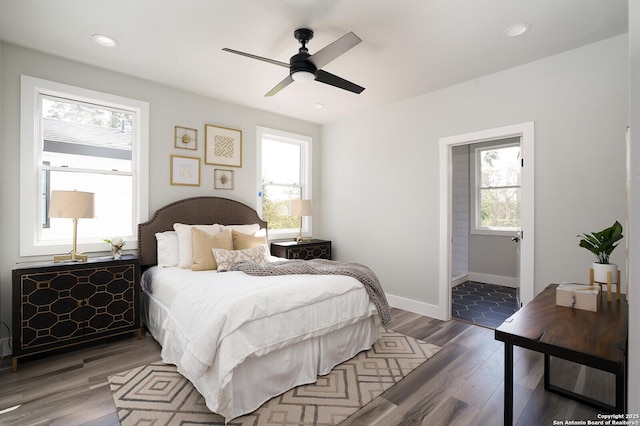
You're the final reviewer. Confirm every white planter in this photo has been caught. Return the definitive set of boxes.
[592,262,618,284]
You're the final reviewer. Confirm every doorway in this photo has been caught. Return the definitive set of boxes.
[450,140,520,327]
[438,122,534,321]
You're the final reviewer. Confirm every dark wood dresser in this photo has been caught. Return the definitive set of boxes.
[12,254,140,371]
[270,239,332,260]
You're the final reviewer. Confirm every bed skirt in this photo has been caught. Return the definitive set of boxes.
[142,289,380,420]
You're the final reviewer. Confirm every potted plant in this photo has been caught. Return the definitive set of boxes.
[577,220,623,284]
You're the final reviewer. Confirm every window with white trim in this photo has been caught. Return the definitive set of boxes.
[20,76,149,256]
[257,126,311,239]
[473,142,520,235]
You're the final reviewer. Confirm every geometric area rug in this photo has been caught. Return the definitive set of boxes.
[108,329,441,425]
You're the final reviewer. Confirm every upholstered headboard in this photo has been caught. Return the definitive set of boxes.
[138,196,267,268]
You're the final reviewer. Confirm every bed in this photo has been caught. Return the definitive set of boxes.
[138,196,382,421]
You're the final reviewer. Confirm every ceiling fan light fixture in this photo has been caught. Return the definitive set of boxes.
[223,28,364,96]
[292,70,316,82]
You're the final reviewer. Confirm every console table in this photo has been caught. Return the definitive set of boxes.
[270,239,332,260]
[495,284,627,425]
[12,255,141,371]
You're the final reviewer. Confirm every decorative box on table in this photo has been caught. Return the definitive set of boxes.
[555,283,600,312]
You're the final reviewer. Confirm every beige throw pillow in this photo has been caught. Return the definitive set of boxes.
[232,229,267,250]
[222,224,261,235]
[191,228,233,271]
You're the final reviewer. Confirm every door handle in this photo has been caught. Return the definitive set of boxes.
[511,236,520,242]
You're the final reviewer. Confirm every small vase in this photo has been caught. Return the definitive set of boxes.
[111,247,122,260]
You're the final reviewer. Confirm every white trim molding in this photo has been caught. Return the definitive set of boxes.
[468,272,518,288]
[386,293,442,319]
[19,75,149,257]
[439,122,535,320]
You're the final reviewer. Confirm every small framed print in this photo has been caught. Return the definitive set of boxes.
[214,169,234,190]
[174,126,197,150]
[205,124,242,167]
[170,155,200,186]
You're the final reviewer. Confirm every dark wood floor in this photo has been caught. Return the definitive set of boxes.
[0,308,612,425]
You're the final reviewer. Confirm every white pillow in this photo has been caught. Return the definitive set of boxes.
[173,223,222,268]
[155,231,179,268]
[221,224,261,235]
[212,246,269,271]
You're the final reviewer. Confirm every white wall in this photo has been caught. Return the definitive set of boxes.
[320,35,628,316]
[0,42,6,356]
[468,235,517,284]
[0,43,321,339]
[451,145,469,279]
[627,0,639,414]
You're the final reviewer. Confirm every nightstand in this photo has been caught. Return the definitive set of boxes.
[270,239,332,260]
[11,254,141,371]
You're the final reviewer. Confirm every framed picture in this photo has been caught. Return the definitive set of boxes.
[205,124,242,167]
[174,126,198,150]
[170,155,200,186]
[214,169,234,190]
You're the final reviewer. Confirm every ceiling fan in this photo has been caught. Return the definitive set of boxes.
[223,28,365,97]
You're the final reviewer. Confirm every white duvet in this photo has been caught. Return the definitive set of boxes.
[155,267,376,419]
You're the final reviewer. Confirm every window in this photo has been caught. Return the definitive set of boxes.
[257,126,311,239]
[20,76,149,256]
[473,142,520,235]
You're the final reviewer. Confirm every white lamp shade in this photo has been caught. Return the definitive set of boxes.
[291,71,316,82]
[289,199,312,217]
[49,190,95,219]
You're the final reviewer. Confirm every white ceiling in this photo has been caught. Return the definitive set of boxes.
[0,0,628,124]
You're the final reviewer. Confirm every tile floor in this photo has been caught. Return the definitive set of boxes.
[451,281,519,329]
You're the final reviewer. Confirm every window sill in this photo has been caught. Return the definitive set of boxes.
[20,239,137,257]
[471,228,518,237]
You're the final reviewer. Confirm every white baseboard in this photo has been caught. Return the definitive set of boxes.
[386,293,445,321]
[451,274,469,287]
[468,272,517,288]
[0,337,10,358]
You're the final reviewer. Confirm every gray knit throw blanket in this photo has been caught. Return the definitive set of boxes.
[226,259,392,325]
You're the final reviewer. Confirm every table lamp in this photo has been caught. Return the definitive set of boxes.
[49,190,95,262]
[289,199,312,242]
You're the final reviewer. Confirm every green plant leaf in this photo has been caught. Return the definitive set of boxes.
[577,220,623,264]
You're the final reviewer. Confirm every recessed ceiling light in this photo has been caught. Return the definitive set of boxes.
[503,23,531,38]
[313,103,324,109]
[92,34,119,48]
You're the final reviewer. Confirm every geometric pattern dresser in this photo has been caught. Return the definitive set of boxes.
[12,254,140,371]
[270,239,332,260]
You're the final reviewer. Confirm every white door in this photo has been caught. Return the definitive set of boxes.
[512,230,522,306]
[512,146,523,306]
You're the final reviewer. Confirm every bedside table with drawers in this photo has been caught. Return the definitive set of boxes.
[11,254,141,371]
[270,239,332,260]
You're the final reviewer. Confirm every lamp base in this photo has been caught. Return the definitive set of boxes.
[295,236,312,243]
[54,252,88,263]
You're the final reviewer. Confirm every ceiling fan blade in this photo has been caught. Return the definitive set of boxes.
[316,70,365,94]
[265,75,295,97]
[222,48,289,68]
[308,32,361,69]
